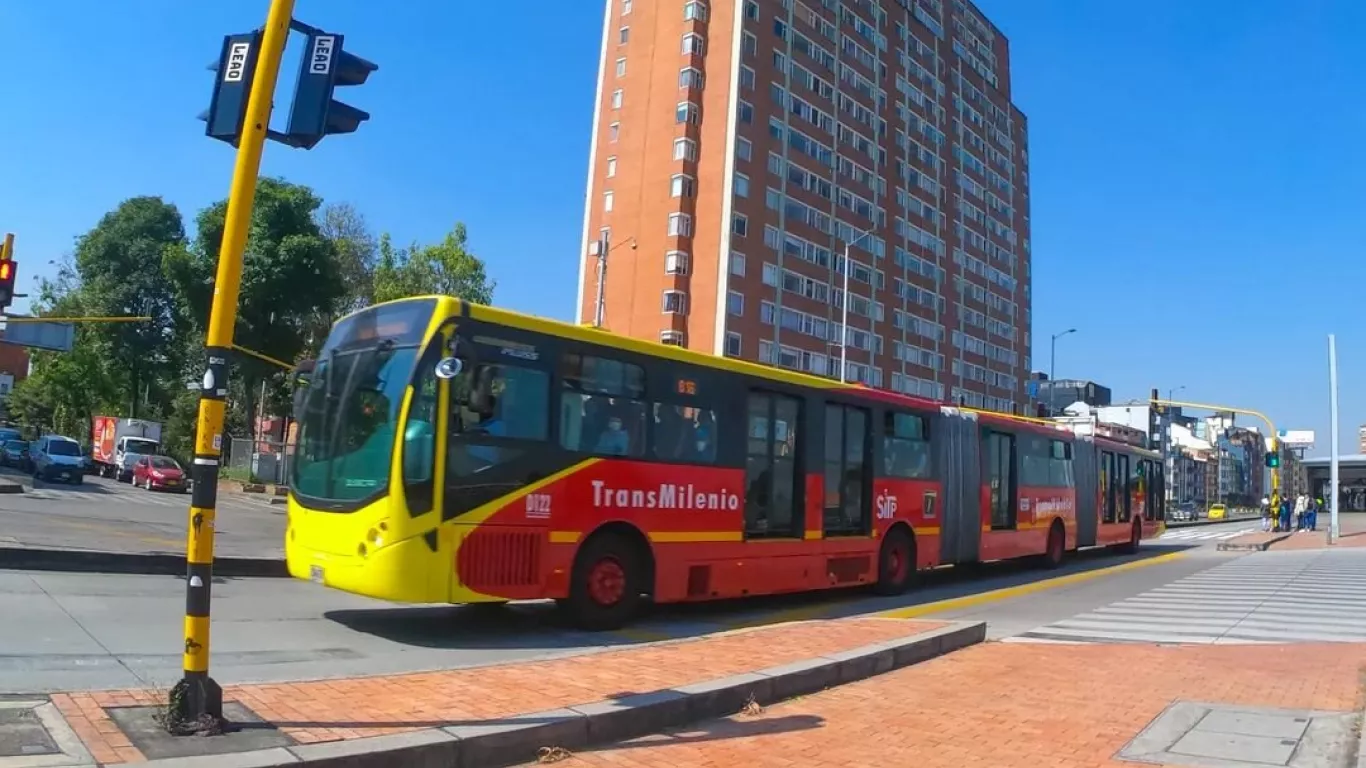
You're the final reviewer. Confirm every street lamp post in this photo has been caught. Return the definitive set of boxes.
[1048,328,1077,383]
[838,228,876,383]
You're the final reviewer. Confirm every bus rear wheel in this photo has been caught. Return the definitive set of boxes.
[874,528,916,596]
[562,532,643,631]
[1042,521,1065,569]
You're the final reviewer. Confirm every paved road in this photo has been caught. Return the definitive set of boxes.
[0,472,284,558]
[0,531,1226,693]
[1009,548,1366,644]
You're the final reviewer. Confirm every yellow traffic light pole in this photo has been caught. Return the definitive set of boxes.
[168,0,296,728]
[1151,397,1280,498]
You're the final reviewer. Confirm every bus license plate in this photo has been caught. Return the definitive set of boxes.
[309,565,324,584]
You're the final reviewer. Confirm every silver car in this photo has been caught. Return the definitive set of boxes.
[32,435,85,484]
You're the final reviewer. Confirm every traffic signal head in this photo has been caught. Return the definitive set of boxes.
[1266,452,1281,468]
[0,260,19,310]
[285,32,377,149]
[200,32,264,145]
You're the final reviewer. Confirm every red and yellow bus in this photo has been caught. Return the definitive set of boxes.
[285,296,1165,629]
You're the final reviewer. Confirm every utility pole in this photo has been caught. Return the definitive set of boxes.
[592,231,609,328]
[169,0,295,728]
[1049,328,1077,383]
[1329,334,1340,544]
[838,229,875,383]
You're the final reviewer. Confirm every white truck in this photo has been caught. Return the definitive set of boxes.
[91,416,163,482]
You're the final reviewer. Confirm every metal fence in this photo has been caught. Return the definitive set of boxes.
[225,436,294,486]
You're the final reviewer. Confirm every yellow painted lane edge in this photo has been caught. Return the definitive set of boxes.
[874,551,1187,619]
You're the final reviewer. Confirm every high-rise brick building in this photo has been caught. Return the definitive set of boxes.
[577,0,1030,411]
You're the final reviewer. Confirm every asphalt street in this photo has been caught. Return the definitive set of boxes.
[0,471,284,558]
[0,522,1272,694]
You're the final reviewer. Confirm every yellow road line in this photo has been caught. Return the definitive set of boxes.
[874,551,1187,619]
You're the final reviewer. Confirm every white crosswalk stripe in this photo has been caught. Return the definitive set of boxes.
[23,486,271,511]
[1157,526,1258,541]
[1007,549,1366,645]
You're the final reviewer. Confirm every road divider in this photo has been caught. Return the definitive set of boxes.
[1165,513,1261,529]
[0,546,287,577]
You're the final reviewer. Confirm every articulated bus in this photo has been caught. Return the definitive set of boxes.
[286,296,1165,629]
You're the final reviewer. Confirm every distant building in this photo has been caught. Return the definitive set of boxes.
[1358,425,1366,454]
[1030,374,1111,417]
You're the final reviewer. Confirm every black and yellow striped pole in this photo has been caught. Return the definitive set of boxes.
[167,0,296,727]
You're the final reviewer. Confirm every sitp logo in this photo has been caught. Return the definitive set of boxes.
[875,491,898,520]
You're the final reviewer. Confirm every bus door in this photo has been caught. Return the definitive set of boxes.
[744,392,804,539]
[981,430,1017,531]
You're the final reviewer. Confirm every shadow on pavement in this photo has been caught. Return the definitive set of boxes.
[324,542,1201,651]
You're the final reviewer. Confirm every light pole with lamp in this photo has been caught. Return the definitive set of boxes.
[838,228,877,383]
[1048,328,1077,383]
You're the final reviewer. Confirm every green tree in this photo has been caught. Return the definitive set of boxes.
[71,196,188,419]
[371,223,495,305]
[168,177,346,438]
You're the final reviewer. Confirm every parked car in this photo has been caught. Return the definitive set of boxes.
[0,439,29,472]
[31,435,85,484]
[132,455,188,493]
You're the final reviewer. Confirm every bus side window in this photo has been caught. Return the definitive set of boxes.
[652,405,719,464]
[883,411,931,479]
[558,353,648,458]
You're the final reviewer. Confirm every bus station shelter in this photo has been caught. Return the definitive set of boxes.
[1303,455,1366,512]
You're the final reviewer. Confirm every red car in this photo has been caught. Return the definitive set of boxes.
[132,455,188,493]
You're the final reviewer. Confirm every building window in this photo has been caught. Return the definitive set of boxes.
[737,101,753,124]
[740,65,755,91]
[678,67,704,90]
[734,172,750,198]
[732,213,748,237]
[743,32,757,56]
[615,58,627,77]
[730,251,746,276]
[608,122,620,142]
[670,174,695,198]
[725,332,742,357]
[682,33,705,55]
[622,0,632,14]
[660,330,685,346]
[665,251,689,275]
[606,156,617,177]
[668,213,692,237]
[611,89,623,109]
[683,1,708,22]
[619,26,629,44]
[673,137,697,162]
[745,0,759,20]
[663,290,688,314]
[676,101,700,124]
[727,291,744,316]
[603,191,614,212]
[737,136,752,161]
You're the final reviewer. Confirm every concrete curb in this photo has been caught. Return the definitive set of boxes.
[0,546,288,577]
[125,620,986,767]
[0,481,23,494]
[1217,533,1293,552]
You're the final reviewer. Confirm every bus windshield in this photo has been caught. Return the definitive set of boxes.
[292,299,436,506]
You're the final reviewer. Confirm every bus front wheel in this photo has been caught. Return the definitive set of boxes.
[561,532,644,631]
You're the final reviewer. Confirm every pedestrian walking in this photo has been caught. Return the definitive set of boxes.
[1260,501,1273,532]
[1295,494,1308,531]
[1278,495,1292,532]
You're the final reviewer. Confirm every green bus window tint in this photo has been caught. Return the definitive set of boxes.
[884,411,931,479]
[448,362,550,479]
[402,349,440,515]
[293,345,420,503]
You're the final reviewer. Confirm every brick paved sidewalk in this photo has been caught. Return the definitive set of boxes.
[49,616,943,765]
[565,641,1366,768]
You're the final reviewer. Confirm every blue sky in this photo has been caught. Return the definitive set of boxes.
[1,1,1363,454]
